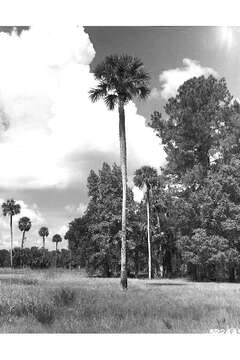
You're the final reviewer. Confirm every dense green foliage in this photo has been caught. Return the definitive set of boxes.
[149,75,240,281]
[65,163,144,276]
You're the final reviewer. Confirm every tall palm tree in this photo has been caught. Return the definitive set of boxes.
[52,234,62,251]
[1,199,21,268]
[133,166,158,280]
[39,226,49,249]
[89,54,150,289]
[18,217,31,249]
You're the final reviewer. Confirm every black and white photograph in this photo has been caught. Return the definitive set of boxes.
[1,2,240,346]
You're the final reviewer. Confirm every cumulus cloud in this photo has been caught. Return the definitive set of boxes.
[159,58,218,100]
[0,25,164,190]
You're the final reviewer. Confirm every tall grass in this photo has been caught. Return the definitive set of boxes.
[0,272,77,327]
[1,269,240,333]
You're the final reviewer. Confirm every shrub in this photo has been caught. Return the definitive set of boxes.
[32,303,55,325]
[53,287,76,307]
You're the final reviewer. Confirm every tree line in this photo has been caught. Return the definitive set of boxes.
[0,247,71,269]
[66,68,240,283]
[1,199,65,268]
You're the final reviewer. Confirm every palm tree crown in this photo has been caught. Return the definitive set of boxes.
[2,199,21,217]
[133,166,158,190]
[52,234,62,246]
[89,54,150,110]
[39,226,49,238]
[18,217,31,232]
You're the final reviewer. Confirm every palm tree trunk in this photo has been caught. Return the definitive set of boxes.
[156,212,162,276]
[55,242,58,268]
[21,230,25,249]
[21,230,25,268]
[43,236,45,249]
[68,240,72,270]
[119,102,127,290]
[146,189,152,279]
[10,215,13,268]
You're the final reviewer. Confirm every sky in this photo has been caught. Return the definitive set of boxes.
[0,25,239,250]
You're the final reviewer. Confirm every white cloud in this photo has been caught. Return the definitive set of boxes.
[65,202,87,216]
[0,25,165,190]
[64,204,76,214]
[159,58,218,100]
[57,225,68,237]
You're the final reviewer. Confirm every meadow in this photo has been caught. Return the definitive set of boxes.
[0,268,240,333]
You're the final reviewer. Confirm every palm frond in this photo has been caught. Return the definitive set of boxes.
[134,68,151,82]
[89,85,106,103]
[137,86,151,100]
[104,94,118,110]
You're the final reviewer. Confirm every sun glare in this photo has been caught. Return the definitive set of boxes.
[218,26,240,51]
[219,26,234,50]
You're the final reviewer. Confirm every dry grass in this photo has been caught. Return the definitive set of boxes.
[0,269,240,333]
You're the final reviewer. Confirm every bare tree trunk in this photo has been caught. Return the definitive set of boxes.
[10,215,13,268]
[119,102,127,290]
[146,189,152,279]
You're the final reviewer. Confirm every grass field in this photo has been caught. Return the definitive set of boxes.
[0,268,240,333]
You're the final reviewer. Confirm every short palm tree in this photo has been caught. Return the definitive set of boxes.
[39,226,49,249]
[133,166,158,279]
[52,234,62,251]
[89,54,150,289]
[1,199,21,268]
[64,230,72,270]
[18,217,31,249]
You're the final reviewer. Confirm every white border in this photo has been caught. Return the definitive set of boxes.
[0,0,240,358]
[0,0,240,26]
